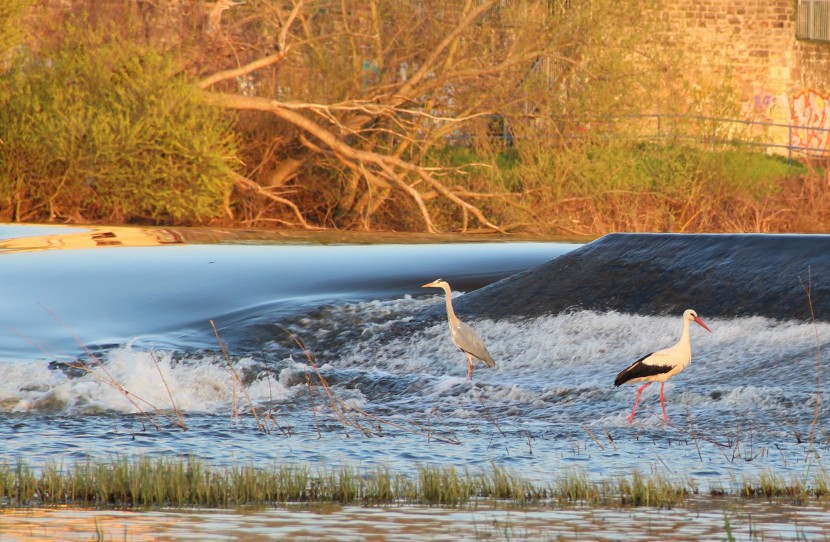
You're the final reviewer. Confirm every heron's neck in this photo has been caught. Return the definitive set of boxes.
[442,285,457,322]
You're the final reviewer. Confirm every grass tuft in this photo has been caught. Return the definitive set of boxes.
[1,457,830,510]
[618,470,687,508]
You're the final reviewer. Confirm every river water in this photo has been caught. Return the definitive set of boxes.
[0,224,828,540]
[3,498,830,541]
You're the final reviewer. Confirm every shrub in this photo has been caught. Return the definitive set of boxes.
[0,0,28,56]
[489,138,808,233]
[0,24,238,224]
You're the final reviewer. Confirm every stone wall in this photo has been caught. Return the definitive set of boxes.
[652,0,794,97]
[650,0,830,154]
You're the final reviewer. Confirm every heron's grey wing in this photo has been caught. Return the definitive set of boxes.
[451,321,496,367]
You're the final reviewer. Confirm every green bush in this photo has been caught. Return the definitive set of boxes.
[701,148,806,197]
[464,136,809,233]
[0,26,238,224]
[0,0,28,56]
[555,141,804,200]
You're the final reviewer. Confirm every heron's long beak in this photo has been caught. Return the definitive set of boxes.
[422,280,438,288]
[694,317,713,333]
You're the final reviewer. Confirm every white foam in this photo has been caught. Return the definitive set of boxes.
[334,306,830,426]
[3,303,827,417]
[380,310,825,378]
[717,385,787,407]
[3,347,291,415]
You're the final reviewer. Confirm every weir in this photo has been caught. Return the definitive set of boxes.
[449,233,830,321]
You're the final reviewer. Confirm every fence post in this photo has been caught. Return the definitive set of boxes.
[788,125,792,164]
[711,120,716,151]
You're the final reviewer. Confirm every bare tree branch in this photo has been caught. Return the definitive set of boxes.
[192,0,585,231]
[203,91,502,232]
[229,171,316,229]
[198,0,306,90]
[197,49,290,90]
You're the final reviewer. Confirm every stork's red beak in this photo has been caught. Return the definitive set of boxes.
[694,317,712,333]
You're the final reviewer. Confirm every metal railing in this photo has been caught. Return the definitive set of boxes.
[459,114,830,163]
[637,114,830,162]
[540,114,830,163]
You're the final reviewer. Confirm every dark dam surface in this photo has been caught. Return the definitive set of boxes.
[450,233,830,321]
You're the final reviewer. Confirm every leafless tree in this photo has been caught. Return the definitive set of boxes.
[194,0,596,231]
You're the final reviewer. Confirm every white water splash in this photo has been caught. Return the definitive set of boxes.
[3,347,291,415]
[1,300,827,421]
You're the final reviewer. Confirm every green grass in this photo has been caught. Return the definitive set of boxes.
[617,470,687,508]
[432,140,806,197]
[1,456,829,510]
[546,141,806,200]
[419,137,812,233]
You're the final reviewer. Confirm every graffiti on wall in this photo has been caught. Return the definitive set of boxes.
[790,89,830,152]
[740,89,830,156]
[746,93,784,122]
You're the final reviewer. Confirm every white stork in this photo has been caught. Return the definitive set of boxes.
[614,309,712,424]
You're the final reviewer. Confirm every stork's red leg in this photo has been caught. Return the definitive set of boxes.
[628,382,652,424]
[659,382,669,423]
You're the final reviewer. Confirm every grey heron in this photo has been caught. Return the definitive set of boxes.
[614,309,712,424]
[422,279,496,380]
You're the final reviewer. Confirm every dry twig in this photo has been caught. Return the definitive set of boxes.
[210,319,269,433]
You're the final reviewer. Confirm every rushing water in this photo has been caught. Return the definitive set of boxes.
[1,224,829,540]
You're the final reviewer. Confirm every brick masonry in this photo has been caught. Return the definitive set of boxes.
[648,0,830,152]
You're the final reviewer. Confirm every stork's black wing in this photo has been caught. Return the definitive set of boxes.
[614,352,673,386]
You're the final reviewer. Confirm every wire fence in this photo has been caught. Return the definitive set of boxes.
[630,114,830,163]
[455,113,830,164]
[517,113,830,163]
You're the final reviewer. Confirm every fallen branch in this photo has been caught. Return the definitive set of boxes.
[203,92,504,232]
[230,171,317,229]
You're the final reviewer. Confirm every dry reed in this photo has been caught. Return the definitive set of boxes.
[2,457,828,510]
